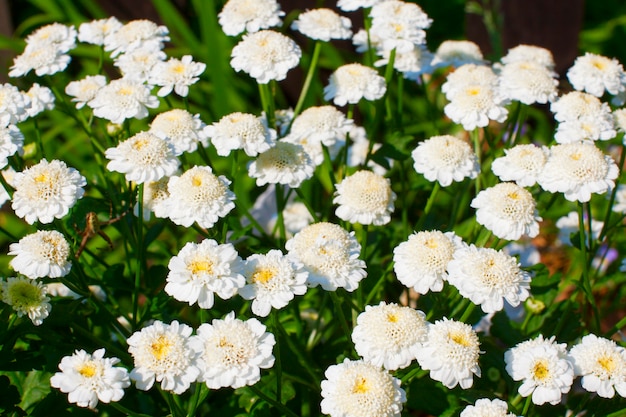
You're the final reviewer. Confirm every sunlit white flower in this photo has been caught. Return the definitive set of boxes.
[431,40,484,68]
[65,75,107,109]
[374,44,434,80]
[491,143,549,187]
[337,0,383,12]
[218,0,284,36]
[441,63,498,99]
[50,348,130,409]
[444,82,509,130]
[324,63,386,106]
[135,176,171,219]
[347,125,388,175]
[206,112,276,157]
[165,239,245,309]
[538,141,619,202]
[369,0,432,53]
[12,159,86,224]
[24,22,76,52]
[0,166,15,207]
[415,318,481,389]
[352,302,428,370]
[290,105,354,148]
[104,19,169,57]
[569,333,626,398]
[1,276,51,326]
[0,124,23,168]
[88,78,159,124]
[497,60,559,104]
[78,17,123,45]
[9,230,71,279]
[286,222,366,291]
[393,230,464,294]
[190,311,275,389]
[501,44,555,70]
[149,55,206,97]
[460,398,518,417]
[550,91,616,143]
[0,83,30,125]
[283,201,314,235]
[113,46,166,82]
[505,335,574,405]
[411,134,479,186]
[334,170,396,225]
[154,165,235,229]
[24,83,55,117]
[9,45,71,78]
[555,211,603,246]
[127,320,199,394]
[321,359,406,417]
[150,109,209,155]
[248,141,315,188]
[291,8,352,41]
[105,131,180,184]
[230,30,301,84]
[567,52,626,97]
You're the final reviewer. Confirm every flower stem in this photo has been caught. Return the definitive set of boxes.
[293,41,322,118]
[248,384,300,417]
[271,311,283,402]
[416,181,440,230]
[259,82,276,130]
[578,202,601,332]
[132,183,145,329]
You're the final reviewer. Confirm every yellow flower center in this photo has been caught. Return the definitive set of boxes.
[386,313,398,323]
[532,360,550,381]
[188,259,214,275]
[352,376,370,394]
[598,355,616,373]
[252,267,276,284]
[78,362,98,378]
[150,335,172,360]
[450,331,472,347]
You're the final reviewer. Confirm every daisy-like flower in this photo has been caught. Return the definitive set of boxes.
[338,0,383,11]
[104,19,169,57]
[206,112,276,157]
[444,81,509,130]
[537,141,619,202]
[497,60,559,105]
[153,165,236,229]
[135,176,171,219]
[415,318,482,389]
[0,83,30,125]
[431,40,484,69]
[334,170,396,226]
[501,44,556,70]
[374,45,434,81]
[286,222,367,292]
[291,8,352,41]
[50,348,130,409]
[283,201,315,235]
[248,141,315,188]
[24,83,55,118]
[393,230,465,294]
[0,124,24,168]
[369,0,432,54]
[0,166,15,207]
[105,131,180,184]
[491,143,549,187]
[550,91,616,143]
[324,63,387,106]
[471,182,542,241]
[567,52,626,97]
[127,320,199,394]
[459,398,518,417]
[555,210,603,246]
[569,333,626,398]
[113,46,166,83]
[320,359,406,417]
[289,105,354,148]
[447,245,532,313]
[505,335,574,405]
[149,55,206,97]
[165,239,245,309]
[88,78,159,124]
[190,311,275,389]
[150,109,209,155]
[78,17,123,45]
[411,134,479,186]
[24,22,76,52]
[12,159,86,225]
[218,0,284,36]
[441,63,498,99]
[9,45,72,78]
[230,30,301,84]
[352,302,428,370]
[65,75,107,109]
[347,125,388,175]
[239,249,308,317]
[9,230,71,279]
[1,276,51,326]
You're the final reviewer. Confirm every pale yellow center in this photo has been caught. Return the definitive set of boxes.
[598,355,616,373]
[150,335,172,360]
[252,267,276,284]
[352,376,370,394]
[78,362,98,378]
[188,259,214,275]
[533,360,550,380]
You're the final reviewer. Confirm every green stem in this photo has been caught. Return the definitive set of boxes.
[109,402,154,417]
[416,181,440,231]
[400,366,428,383]
[293,41,322,118]
[329,291,357,356]
[294,187,320,222]
[459,301,476,323]
[521,393,533,416]
[132,183,145,329]
[32,119,46,159]
[578,202,601,332]
[186,383,209,417]
[248,385,299,417]
[599,143,625,241]
[471,128,482,195]
[274,184,287,247]
[259,82,276,130]
[271,312,283,403]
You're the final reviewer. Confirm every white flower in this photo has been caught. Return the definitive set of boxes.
[206,112,276,157]
[1,276,51,326]
[291,8,352,41]
[24,83,55,117]
[324,63,386,106]
[239,249,308,317]
[374,45,434,80]
[0,124,23,168]
[411,134,479,186]
[65,75,107,109]
[0,166,15,207]
[612,184,626,213]
[127,320,199,394]
[369,0,432,53]
[153,165,236,229]
[347,125,388,175]
[491,143,549,187]
[441,64,498,99]
[567,52,626,97]
[230,30,301,84]
[149,55,206,97]
[0,83,30,125]
[9,45,72,78]
[337,0,383,12]
[150,109,209,155]
[505,335,574,405]
[537,142,619,203]
[352,302,428,370]
[415,318,481,389]
[497,60,559,105]
[334,170,396,225]
[289,105,354,148]
[50,348,130,409]
[105,131,180,184]
[471,182,542,241]
[320,359,406,417]
[431,40,484,68]
[286,222,366,291]
[24,22,77,52]
[190,311,275,389]
[88,78,159,124]
[135,176,171,219]
[550,91,616,143]
[113,46,166,82]
[447,245,532,313]
[501,44,555,70]
[555,211,603,246]
[9,230,71,279]
[12,159,86,224]
[165,239,245,309]
[393,230,464,294]
[248,141,315,188]
[460,398,518,417]
[569,333,626,398]
[444,82,509,130]
[283,201,314,236]
[104,19,169,57]
[218,0,284,36]
[78,17,123,45]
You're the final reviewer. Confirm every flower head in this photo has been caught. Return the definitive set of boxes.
[324,63,386,106]
[9,230,71,279]
[104,19,169,57]
[206,112,276,157]
[88,78,159,124]
[334,170,396,225]
[218,0,284,36]
[444,82,509,130]
[460,398,518,417]
[550,91,616,143]
[497,60,559,105]
[289,105,354,148]
[1,277,51,326]
[113,46,166,83]
[150,109,209,155]
[501,44,555,70]
[291,8,352,41]
[0,83,30,125]
[369,0,432,53]
[567,52,626,97]
[337,0,383,12]
[65,75,107,109]
[248,141,315,188]
[491,144,549,187]
[0,124,24,168]
[411,134,479,186]
[78,17,123,45]
[149,55,206,97]
[24,83,55,117]
[431,40,485,68]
